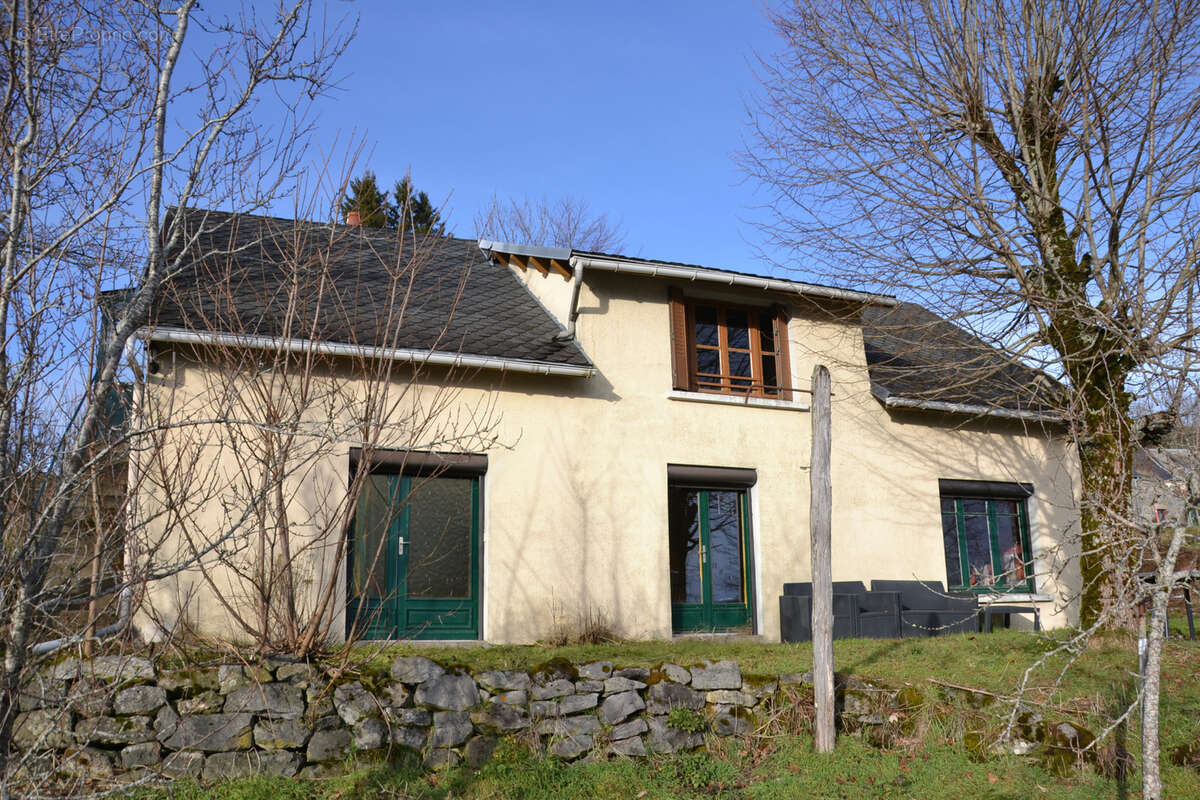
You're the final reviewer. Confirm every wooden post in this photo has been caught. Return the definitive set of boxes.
[810,364,835,753]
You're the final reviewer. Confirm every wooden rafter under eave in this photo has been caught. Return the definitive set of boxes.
[491,248,572,278]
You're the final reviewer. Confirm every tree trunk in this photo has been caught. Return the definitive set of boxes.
[84,471,106,657]
[1074,374,1136,630]
[1141,581,1167,800]
[1140,509,1189,800]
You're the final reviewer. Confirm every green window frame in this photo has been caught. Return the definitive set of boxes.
[939,482,1034,593]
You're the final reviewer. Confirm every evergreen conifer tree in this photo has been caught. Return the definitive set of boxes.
[339,171,389,227]
[389,175,446,236]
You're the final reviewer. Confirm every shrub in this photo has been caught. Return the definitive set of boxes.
[666,706,706,734]
[544,602,616,646]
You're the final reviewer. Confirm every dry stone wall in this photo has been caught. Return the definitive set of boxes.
[14,654,812,783]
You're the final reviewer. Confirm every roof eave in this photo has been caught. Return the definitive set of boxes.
[568,253,897,307]
[877,391,1065,424]
[141,327,596,378]
[479,240,574,278]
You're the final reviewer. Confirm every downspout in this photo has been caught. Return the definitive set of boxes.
[552,256,585,342]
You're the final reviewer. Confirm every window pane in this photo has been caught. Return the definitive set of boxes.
[353,475,393,598]
[993,499,1018,516]
[758,312,775,353]
[729,351,751,378]
[962,499,987,516]
[760,355,778,394]
[963,514,994,586]
[708,491,745,604]
[694,306,719,347]
[406,477,473,599]
[669,488,702,604]
[993,513,1026,585]
[940,497,956,515]
[696,349,721,384]
[942,510,963,588]
[726,309,750,349]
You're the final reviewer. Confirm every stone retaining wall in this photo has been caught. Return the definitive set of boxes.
[14,653,1109,786]
[14,654,819,783]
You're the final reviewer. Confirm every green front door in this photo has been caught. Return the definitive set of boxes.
[348,472,480,640]
[669,487,754,632]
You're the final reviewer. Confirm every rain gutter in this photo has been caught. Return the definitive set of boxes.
[568,254,897,307]
[141,327,596,377]
[882,394,1064,423]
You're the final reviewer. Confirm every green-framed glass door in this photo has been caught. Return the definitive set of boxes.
[348,473,480,639]
[669,487,754,632]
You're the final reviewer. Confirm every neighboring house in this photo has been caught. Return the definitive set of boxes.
[132,209,1080,644]
[1133,448,1199,527]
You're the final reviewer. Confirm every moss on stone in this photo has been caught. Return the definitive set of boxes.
[530,658,578,684]
[893,686,924,711]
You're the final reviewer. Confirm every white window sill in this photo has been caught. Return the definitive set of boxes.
[666,390,810,412]
[976,593,1054,603]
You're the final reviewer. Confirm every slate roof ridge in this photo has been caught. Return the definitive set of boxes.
[164,205,480,250]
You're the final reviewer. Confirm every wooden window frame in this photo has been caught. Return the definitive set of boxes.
[668,289,792,400]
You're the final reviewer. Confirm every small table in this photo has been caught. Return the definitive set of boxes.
[980,604,1042,633]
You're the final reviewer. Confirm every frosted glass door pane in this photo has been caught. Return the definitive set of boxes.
[406,477,472,598]
[353,475,392,598]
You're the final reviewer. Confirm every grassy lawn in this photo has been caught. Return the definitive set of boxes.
[361,628,1142,698]
[140,631,1200,799]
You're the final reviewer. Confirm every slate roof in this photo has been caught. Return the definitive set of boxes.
[152,209,1056,414]
[861,302,1064,416]
[151,208,591,368]
[1134,448,1195,483]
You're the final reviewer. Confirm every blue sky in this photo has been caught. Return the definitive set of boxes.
[296,1,786,274]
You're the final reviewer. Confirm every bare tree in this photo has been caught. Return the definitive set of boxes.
[744,1,1200,795]
[475,194,627,252]
[136,210,501,658]
[745,0,1200,630]
[0,0,351,793]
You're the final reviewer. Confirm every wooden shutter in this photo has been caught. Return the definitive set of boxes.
[773,305,793,401]
[668,287,693,391]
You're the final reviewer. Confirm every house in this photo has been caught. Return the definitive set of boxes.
[131,208,1080,645]
[1134,448,1198,527]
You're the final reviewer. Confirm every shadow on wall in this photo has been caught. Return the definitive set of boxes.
[491,412,650,643]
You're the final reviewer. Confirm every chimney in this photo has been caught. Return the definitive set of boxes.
[346,210,361,227]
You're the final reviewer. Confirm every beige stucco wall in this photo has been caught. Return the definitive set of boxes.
[134,266,1080,645]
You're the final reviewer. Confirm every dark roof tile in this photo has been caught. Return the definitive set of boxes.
[861,302,1063,415]
[151,208,591,368]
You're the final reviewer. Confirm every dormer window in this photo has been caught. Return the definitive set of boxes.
[668,288,792,400]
